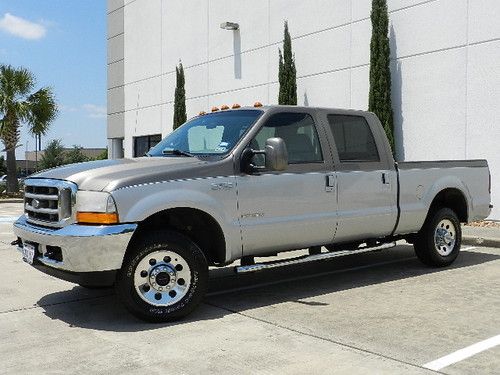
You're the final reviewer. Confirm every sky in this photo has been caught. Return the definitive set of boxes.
[0,0,106,158]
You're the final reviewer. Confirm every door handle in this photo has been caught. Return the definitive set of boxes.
[326,174,335,192]
[382,172,390,185]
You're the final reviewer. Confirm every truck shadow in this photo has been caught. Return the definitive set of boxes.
[36,246,499,332]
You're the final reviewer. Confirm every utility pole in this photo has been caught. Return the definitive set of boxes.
[25,140,28,176]
[34,135,38,172]
[34,134,42,171]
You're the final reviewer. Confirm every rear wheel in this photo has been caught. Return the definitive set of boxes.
[414,207,461,267]
[116,230,208,322]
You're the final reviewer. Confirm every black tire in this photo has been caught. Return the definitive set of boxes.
[116,230,208,322]
[414,207,461,267]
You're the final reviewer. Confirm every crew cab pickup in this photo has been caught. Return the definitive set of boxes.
[13,105,492,322]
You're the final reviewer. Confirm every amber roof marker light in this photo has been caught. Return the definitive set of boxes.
[232,103,241,109]
[254,102,263,107]
[211,106,219,112]
[198,111,206,116]
[221,104,229,110]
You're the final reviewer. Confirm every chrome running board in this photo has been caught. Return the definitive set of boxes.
[235,242,396,274]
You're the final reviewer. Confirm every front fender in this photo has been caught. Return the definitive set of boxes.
[120,188,228,225]
[110,177,241,262]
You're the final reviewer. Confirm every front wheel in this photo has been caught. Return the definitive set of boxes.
[116,230,208,322]
[414,207,461,267]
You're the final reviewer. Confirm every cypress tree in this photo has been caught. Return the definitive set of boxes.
[369,0,394,151]
[173,62,186,130]
[278,21,297,105]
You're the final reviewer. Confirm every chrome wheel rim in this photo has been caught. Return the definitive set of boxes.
[434,219,456,256]
[134,250,191,307]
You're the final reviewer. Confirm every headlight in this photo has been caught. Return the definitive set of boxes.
[75,191,119,224]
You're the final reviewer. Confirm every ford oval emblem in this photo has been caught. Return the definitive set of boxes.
[32,199,40,209]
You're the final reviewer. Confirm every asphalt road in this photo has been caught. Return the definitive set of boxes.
[0,203,499,374]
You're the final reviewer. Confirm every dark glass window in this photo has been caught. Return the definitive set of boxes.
[251,112,323,165]
[327,115,379,162]
[134,134,162,157]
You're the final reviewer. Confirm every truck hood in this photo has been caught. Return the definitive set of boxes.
[29,157,223,191]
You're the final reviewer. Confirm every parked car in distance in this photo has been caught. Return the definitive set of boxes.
[13,105,492,322]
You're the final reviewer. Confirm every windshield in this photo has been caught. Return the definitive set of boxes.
[147,109,263,157]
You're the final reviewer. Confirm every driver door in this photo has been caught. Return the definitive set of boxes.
[236,111,338,256]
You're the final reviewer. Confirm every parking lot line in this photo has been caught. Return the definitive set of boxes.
[0,216,19,223]
[423,334,500,371]
[461,246,478,251]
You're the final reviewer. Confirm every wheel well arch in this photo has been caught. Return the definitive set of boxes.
[127,207,226,266]
[427,188,468,223]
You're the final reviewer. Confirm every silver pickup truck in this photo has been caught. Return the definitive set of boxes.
[13,105,492,322]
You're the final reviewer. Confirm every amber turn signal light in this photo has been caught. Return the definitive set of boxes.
[76,212,119,225]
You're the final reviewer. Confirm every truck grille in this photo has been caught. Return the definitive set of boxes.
[24,179,77,227]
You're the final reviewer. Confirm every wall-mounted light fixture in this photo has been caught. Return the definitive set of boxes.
[220,22,239,30]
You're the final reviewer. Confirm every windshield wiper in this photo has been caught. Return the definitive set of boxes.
[162,149,194,157]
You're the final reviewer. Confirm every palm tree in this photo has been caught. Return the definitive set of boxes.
[0,65,58,192]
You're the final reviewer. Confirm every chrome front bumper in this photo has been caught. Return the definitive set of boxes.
[13,216,137,273]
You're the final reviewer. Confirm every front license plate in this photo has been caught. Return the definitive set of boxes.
[22,243,35,265]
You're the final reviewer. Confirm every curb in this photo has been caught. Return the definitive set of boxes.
[462,235,500,248]
[0,199,23,203]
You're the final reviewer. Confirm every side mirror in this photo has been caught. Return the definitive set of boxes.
[240,137,288,174]
[264,137,288,171]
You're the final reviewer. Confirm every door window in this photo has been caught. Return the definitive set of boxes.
[327,115,379,162]
[251,112,323,165]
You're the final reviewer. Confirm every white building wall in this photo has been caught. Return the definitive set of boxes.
[107,0,500,219]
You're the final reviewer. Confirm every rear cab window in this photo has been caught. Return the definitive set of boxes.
[326,114,385,170]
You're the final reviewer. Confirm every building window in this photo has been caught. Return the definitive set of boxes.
[133,134,162,157]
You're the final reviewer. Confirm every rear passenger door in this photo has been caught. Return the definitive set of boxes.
[237,111,338,255]
[323,113,398,242]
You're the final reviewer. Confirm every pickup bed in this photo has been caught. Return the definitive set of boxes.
[13,105,492,322]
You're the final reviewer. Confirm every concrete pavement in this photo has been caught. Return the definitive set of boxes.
[0,203,499,374]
